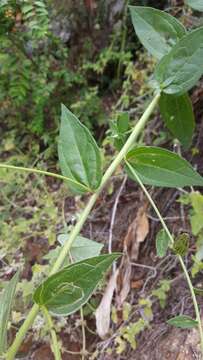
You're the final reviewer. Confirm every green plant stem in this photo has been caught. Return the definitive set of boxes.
[6,92,160,360]
[42,306,62,360]
[178,255,203,354]
[126,161,203,355]
[6,304,40,360]
[0,163,90,192]
[125,162,174,246]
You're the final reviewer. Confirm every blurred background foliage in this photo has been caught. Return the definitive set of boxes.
[0,0,174,156]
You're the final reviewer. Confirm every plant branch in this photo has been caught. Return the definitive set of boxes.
[126,161,203,355]
[42,306,62,360]
[6,304,40,360]
[0,164,90,192]
[178,255,203,354]
[6,92,160,360]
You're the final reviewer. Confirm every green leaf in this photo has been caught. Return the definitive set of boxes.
[173,233,189,256]
[190,192,203,235]
[111,112,130,151]
[186,0,203,11]
[33,253,121,316]
[152,280,171,309]
[58,234,104,261]
[129,6,186,59]
[126,146,203,188]
[0,270,19,354]
[116,112,129,134]
[155,27,203,94]
[156,229,171,257]
[194,287,203,295]
[159,93,195,149]
[167,315,198,328]
[58,104,102,194]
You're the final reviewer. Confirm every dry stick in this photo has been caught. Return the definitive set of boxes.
[126,161,203,356]
[5,92,160,360]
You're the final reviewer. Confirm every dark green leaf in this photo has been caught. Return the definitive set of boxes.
[126,146,203,188]
[156,229,171,257]
[58,104,102,194]
[58,234,103,261]
[155,27,203,94]
[173,233,189,256]
[186,0,203,11]
[0,270,19,354]
[159,93,195,149]
[167,315,198,328]
[33,253,121,316]
[129,6,186,59]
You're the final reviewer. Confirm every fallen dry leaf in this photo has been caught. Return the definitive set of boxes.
[124,203,149,261]
[116,203,149,307]
[95,270,118,338]
[116,254,132,308]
